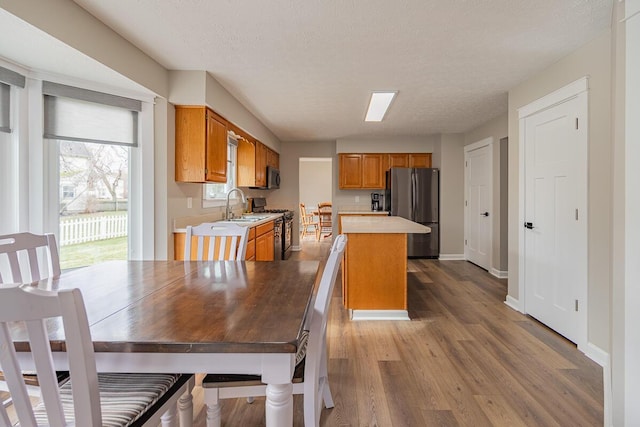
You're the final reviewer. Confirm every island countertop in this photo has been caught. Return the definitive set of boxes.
[340,215,431,234]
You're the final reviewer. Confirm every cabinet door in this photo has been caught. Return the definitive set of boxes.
[255,142,267,187]
[237,138,256,186]
[255,230,275,261]
[362,154,384,189]
[387,154,409,169]
[205,109,228,182]
[175,106,207,182]
[339,154,362,189]
[409,153,432,168]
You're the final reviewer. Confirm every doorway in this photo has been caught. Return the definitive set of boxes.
[464,138,493,271]
[519,77,588,348]
[299,158,332,243]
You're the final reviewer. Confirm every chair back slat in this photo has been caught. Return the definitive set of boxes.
[25,319,66,426]
[0,232,61,284]
[185,223,250,261]
[0,323,38,427]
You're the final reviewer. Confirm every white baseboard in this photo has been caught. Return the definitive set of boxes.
[439,254,465,260]
[490,268,508,279]
[504,295,523,313]
[291,245,301,252]
[350,310,410,321]
[584,342,609,367]
[581,345,611,427]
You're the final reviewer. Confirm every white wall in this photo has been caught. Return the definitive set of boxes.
[437,134,465,256]
[336,136,438,153]
[508,31,612,352]
[299,158,332,210]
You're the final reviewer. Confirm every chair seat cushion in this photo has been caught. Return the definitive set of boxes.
[202,330,309,389]
[33,373,183,427]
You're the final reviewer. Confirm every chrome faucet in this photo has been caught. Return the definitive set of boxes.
[225,187,246,219]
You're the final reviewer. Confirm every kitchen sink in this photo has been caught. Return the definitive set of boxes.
[226,215,269,222]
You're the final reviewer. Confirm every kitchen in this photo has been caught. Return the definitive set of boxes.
[0,1,637,425]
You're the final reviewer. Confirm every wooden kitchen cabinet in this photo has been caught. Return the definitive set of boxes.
[339,153,385,189]
[174,220,274,261]
[266,146,279,170]
[237,138,278,188]
[246,226,256,260]
[361,154,384,188]
[409,153,432,168]
[387,154,409,169]
[339,154,363,189]
[255,141,267,187]
[255,220,275,261]
[175,106,227,183]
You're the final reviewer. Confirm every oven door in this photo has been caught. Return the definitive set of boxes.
[273,217,283,260]
[283,218,292,259]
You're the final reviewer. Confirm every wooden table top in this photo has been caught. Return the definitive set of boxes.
[11,260,321,354]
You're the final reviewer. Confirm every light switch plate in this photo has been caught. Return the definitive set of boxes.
[187,197,192,208]
[355,196,360,203]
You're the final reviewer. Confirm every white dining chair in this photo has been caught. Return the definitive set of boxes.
[0,232,61,284]
[0,232,64,409]
[0,283,195,427]
[201,234,347,427]
[184,223,249,261]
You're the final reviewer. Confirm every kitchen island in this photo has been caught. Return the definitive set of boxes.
[340,215,430,320]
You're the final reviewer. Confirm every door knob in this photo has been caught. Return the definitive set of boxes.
[480,212,489,217]
[524,222,534,229]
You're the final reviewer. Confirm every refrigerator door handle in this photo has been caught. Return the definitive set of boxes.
[411,170,417,220]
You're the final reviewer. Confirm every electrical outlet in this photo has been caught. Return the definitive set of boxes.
[187,197,192,209]
[355,196,360,203]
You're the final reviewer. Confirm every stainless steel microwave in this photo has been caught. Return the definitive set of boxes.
[267,166,280,189]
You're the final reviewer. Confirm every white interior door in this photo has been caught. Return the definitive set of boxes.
[465,140,492,270]
[523,93,587,344]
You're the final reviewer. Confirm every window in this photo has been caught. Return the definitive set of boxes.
[203,135,238,202]
[43,82,140,269]
[0,66,25,234]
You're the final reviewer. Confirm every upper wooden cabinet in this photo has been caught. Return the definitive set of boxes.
[175,106,227,183]
[409,153,432,168]
[362,154,384,188]
[339,154,384,189]
[237,139,279,188]
[340,152,433,190]
[387,154,409,169]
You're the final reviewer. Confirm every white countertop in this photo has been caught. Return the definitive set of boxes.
[338,211,390,215]
[174,213,282,232]
[340,216,431,234]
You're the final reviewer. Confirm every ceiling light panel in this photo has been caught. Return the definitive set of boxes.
[365,91,397,122]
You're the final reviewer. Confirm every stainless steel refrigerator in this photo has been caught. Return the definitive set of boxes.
[385,167,439,258]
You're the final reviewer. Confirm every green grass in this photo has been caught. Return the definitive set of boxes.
[60,236,128,270]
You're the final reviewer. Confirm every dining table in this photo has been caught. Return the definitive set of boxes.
[10,259,322,427]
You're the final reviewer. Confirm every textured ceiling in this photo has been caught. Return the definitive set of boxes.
[70,0,612,142]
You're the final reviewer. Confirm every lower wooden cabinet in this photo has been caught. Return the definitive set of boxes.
[246,227,256,260]
[254,221,275,261]
[173,219,275,261]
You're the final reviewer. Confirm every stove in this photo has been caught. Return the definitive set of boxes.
[251,198,294,259]
[263,209,294,220]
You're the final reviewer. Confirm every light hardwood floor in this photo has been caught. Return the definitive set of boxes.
[190,238,604,426]
[3,238,603,426]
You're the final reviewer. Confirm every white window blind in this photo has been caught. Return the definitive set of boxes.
[0,65,25,134]
[43,82,141,146]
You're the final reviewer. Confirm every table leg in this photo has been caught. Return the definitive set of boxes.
[265,383,293,426]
